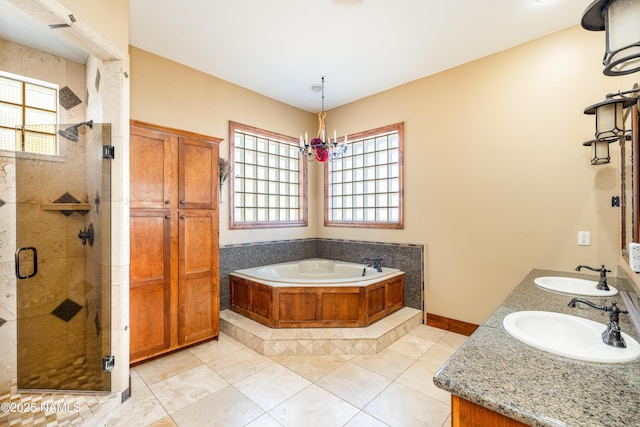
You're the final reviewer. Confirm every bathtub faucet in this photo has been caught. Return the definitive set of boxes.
[362,257,383,273]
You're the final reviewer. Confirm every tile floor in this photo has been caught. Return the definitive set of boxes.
[108,324,467,427]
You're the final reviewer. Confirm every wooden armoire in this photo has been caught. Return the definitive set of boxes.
[129,120,221,364]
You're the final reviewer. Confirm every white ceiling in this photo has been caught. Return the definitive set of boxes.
[0,0,88,63]
[129,0,592,111]
[1,0,594,112]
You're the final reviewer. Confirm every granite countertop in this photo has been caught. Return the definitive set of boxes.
[433,269,640,427]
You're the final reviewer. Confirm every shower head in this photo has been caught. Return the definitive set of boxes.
[57,120,94,143]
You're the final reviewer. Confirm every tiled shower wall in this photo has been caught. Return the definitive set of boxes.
[0,40,86,384]
[220,238,425,312]
[0,40,119,391]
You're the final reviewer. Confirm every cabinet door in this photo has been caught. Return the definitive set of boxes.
[178,209,219,344]
[129,210,172,362]
[130,126,178,209]
[179,137,219,210]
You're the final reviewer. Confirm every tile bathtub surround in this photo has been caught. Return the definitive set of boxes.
[106,323,464,427]
[219,239,317,310]
[316,239,424,311]
[220,238,425,311]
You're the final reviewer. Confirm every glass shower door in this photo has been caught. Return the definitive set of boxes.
[15,122,111,392]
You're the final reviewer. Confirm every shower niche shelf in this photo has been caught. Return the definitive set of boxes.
[41,203,91,215]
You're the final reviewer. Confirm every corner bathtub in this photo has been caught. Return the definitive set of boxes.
[230,259,405,328]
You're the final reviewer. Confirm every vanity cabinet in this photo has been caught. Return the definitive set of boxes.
[452,396,528,427]
[129,120,221,364]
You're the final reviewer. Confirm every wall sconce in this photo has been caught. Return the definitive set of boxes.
[582,134,634,165]
[584,95,635,141]
[582,138,615,165]
[583,89,638,165]
[582,0,640,75]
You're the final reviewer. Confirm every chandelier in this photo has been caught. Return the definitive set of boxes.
[300,77,348,162]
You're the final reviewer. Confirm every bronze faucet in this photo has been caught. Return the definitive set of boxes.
[362,257,383,273]
[575,264,611,291]
[567,298,628,348]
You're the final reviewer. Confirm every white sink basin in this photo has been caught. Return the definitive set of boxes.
[534,276,618,297]
[503,311,640,363]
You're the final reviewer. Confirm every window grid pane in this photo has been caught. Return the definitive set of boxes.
[328,125,402,227]
[0,73,58,154]
[25,84,56,111]
[232,123,305,228]
[0,76,22,104]
[0,128,17,151]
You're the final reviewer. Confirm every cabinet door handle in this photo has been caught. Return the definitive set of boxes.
[179,200,186,205]
[165,200,170,205]
[180,215,186,219]
[165,215,171,219]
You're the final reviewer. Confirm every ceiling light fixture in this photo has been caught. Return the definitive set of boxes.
[582,0,640,75]
[300,77,348,162]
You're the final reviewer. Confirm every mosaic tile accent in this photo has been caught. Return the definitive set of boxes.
[95,191,101,213]
[53,192,81,216]
[94,69,101,92]
[58,86,82,111]
[220,307,421,356]
[53,192,80,204]
[94,312,101,337]
[0,380,120,427]
[51,298,83,322]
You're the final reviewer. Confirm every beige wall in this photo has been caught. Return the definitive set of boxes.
[129,46,318,244]
[58,0,129,55]
[130,25,636,325]
[323,25,627,324]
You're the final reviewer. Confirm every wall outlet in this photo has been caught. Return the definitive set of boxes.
[578,231,590,246]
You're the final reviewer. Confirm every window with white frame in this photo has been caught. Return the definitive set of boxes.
[0,71,58,155]
[326,122,404,229]
[230,121,307,228]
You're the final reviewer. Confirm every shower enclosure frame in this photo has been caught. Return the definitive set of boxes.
[14,121,113,393]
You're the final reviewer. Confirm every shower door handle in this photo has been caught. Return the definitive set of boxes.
[15,247,38,279]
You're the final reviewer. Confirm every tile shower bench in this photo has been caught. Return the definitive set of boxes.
[433,269,640,427]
